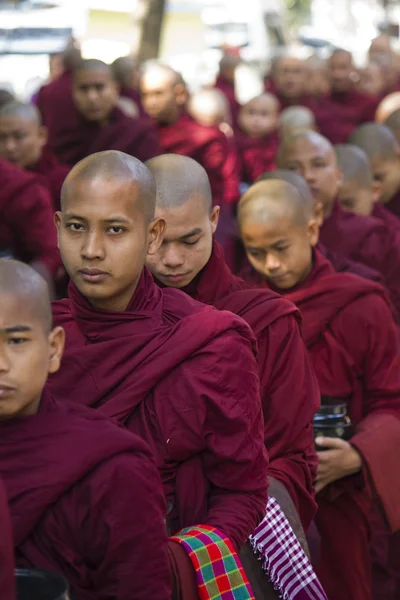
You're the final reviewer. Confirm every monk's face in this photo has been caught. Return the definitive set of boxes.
[274,58,305,99]
[49,53,64,82]
[238,98,278,138]
[240,213,318,290]
[358,65,384,97]
[280,138,342,215]
[141,70,184,124]
[55,178,164,311]
[73,70,119,123]
[337,180,375,216]
[0,293,63,420]
[146,197,220,288]
[370,155,400,203]
[0,116,46,168]
[329,52,354,93]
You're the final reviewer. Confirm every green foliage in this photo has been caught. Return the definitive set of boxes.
[284,0,312,22]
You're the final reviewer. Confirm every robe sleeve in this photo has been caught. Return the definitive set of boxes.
[125,120,162,162]
[0,478,15,600]
[332,294,400,531]
[257,315,319,531]
[7,182,60,276]
[156,327,269,550]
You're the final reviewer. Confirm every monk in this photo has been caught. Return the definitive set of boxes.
[140,62,240,208]
[279,105,316,138]
[304,56,330,98]
[0,476,15,600]
[46,59,160,166]
[0,259,171,600]
[214,52,241,129]
[335,143,400,232]
[277,130,400,316]
[357,62,385,98]
[375,91,400,123]
[238,179,400,600]
[0,102,70,210]
[146,153,319,533]
[384,107,400,145]
[350,122,400,218]
[47,150,268,551]
[0,89,14,110]
[268,56,309,109]
[188,88,231,131]
[111,55,144,116]
[236,94,280,184]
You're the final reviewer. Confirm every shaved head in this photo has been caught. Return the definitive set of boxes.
[188,89,229,127]
[146,154,212,212]
[0,101,41,125]
[62,150,156,223]
[140,62,186,123]
[257,168,313,205]
[384,108,400,133]
[141,62,182,88]
[279,105,316,135]
[0,259,52,332]
[111,56,137,87]
[239,93,279,138]
[74,58,111,78]
[349,123,398,160]
[335,144,372,188]
[376,91,400,123]
[277,129,334,166]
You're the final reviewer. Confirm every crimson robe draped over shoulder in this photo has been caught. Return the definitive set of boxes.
[29,149,70,211]
[214,75,241,130]
[156,113,241,207]
[319,200,400,317]
[0,159,60,276]
[235,131,279,184]
[156,241,319,531]
[277,249,400,600]
[385,188,400,218]
[48,268,268,550]
[0,392,171,600]
[0,477,15,600]
[372,201,400,233]
[36,70,75,150]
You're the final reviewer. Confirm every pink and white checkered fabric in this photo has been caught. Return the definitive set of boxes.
[249,497,327,600]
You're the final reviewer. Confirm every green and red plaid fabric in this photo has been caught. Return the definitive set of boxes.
[170,524,255,600]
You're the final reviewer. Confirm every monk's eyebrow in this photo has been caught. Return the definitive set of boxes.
[102,217,131,225]
[179,228,202,240]
[1,325,32,334]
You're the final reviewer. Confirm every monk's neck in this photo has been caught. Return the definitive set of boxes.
[323,198,335,218]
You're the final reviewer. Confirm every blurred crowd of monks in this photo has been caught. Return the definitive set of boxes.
[0,31,400,600]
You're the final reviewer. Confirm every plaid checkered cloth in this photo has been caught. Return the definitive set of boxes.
[250,497,328,600]
[170,524,255,599]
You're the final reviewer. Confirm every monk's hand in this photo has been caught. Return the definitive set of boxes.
[315,437,362,494]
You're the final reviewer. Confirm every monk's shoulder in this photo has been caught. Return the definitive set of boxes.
[331,284,393,334]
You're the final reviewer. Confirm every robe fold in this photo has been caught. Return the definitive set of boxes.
[0,477,15,600]
[0,159,60,276]
[0,392,171,600]
[320,199,400,317]
[156,113,241,207]
[48,267,268,550]
[29,149,70,211]
[49,105,161,166]
[386,188,400,218]
[272,249,400,600]
[235,131,279,184]
[318,89,379,143]
[214,75,241,129]
[372,201,400,232]
[157,241,318,531]
[36,70,75,150]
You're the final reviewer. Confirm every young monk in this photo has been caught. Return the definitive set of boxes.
[140,62,240,208]
[188,88,231,131]
[238,179,400,600]
[357,61,385,98]
[0,259,171,600]
[277,129,400,316]
[335,143,400,232]
[236,94,280,184]
[268,56,309,109]
[48,59,161,166]
[0,102,70,210]
[384,107,400,145]
[145,153,319,534]
[0,476,15,600]
[279,105,316,138]
[349,122,400,218]
[111,55,144,116]
[47,150,268,551]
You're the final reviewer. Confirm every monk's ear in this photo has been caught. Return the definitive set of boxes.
[38,126,48,149]
[371,180,382,203]
[307,217,320,247]
[47,326,65,375]
[335,166,344,189]
[210,205,220,234]
[147,216,165,255]
[54,212,62,248]
[313,201,324,226]
[174,84,186,107]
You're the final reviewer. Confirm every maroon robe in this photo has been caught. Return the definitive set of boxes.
[235,130,279,184]
[0,159,60,276]
[29,149,70,211]
[319,199,400,317]
[156,113,241,207]
[318,89,379,143]
[48,268,269,550]
[0,477,15,600]
[49,105,161,167]
[386,187,400,218]
[372,201,400,232]
[36,70,76,151]
[214,75,241,130]
[273,249,400,600]
[156,241,319,531]
[0,392,171,600]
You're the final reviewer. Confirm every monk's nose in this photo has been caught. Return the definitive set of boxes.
[81,232,105,260]
[163,246,184,268]
[265,254,281,271]
[0,346,10,372]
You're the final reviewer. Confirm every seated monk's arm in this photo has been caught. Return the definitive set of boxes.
[257,314,319,532]
[157,329,268,551]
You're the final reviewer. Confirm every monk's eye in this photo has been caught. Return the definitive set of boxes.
[8,337,29,346]
[107,226,125,234]
[286,164,300,173]
[183,238,200,246]
[275,246,289,253]
[247,249,263,259]
[66,223,84,232]
[314,160,327,168]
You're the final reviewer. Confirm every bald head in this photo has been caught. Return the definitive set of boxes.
[239,94,279,138]
[111,56,137,87]
[0,259,52,332]
[140,62,185,123]
[74,59,111,78]
[349,123,398,160]
[0,101,41,126]
[384,108,400,137]
[188,89,229,127]
[146,154,212,213]
[335,144,372,188]
[277,129,334,166]
[257,168,313,205]
[376,92,400,123]
[279,105,316,136]
[141,62,182,88]
[0,100,46,168]
[62,150,156,223]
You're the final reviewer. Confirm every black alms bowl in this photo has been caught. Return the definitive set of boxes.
[16,569,70,600]
[313,397,353,451]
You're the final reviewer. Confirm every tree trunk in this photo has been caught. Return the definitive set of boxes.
[137,0,166,62]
